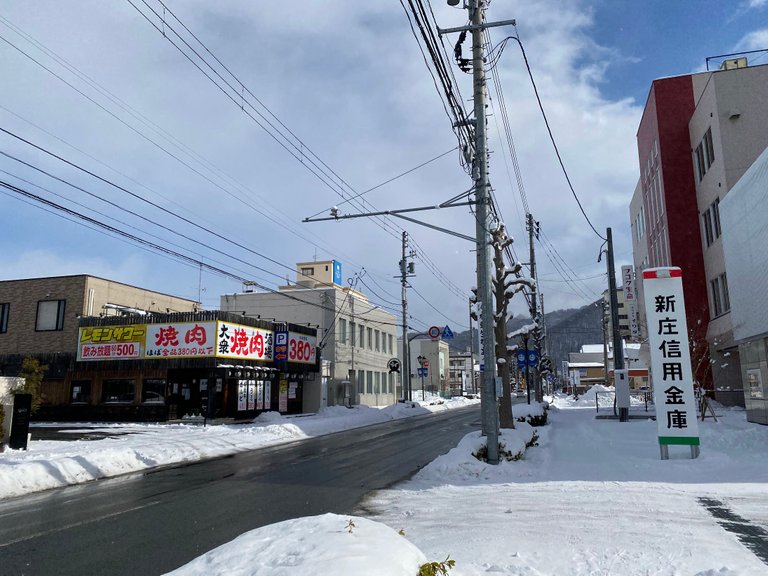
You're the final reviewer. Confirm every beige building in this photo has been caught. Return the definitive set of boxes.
[0,274,198,360]
[220,260,399,409]
[688,61,768,395]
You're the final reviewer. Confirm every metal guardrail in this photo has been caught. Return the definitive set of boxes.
[595,390,653,415]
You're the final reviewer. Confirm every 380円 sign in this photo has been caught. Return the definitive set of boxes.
[287,332,317,364]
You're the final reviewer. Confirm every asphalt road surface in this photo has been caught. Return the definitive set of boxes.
[0,405,480,576]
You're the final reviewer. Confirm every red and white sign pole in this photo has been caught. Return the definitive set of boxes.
[642,267,700,459]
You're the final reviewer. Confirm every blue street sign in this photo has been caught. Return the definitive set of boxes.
[441,325,454,339]
[417,367,428,378]
[527,349,539,367]
[516,350,527,369]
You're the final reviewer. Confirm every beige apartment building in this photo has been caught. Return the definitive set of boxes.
[220,260,399,409]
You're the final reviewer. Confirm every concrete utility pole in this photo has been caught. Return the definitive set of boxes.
[400,231,417,401]
[468,298,477,394]
[470,0,499,464]
[527,213,542,402]
[605,227,626,421]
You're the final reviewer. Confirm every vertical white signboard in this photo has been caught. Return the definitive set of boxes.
[642,267,700,458]
[622,265,640,339]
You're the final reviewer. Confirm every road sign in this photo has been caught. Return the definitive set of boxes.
[274,331,289,362]
[516,350,527,369]
[428,325,441,340]
[388,358,401,373]
[527,349,539,367]
[441,325,454,339]
[422,359,430,368]
[417,367,428,378]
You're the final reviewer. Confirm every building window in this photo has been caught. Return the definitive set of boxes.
[702,198,721,247]
[703,127,715,168]
[300,267,314,276]
[694,128,715,182]
[720,272,730,314]
[0,303,9,333]
[102,378,136,403]
[710,277,722,317]
[375,330,380,352]
[366,371,373,394]
[350,322,356,347]
[36,299,66,331]
[712,198,721,238]
[70,380,91,404]
[359,325,365,349]
[694,143,706,181]
[339,318,347,344]
[142,378,167,404]
[367,327,373,350]
[710,273,730,318]
[375,371,381,394]
[357,371,365,394]
[388,334,393,355]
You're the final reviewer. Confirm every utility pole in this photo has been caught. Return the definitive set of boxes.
[527,213,542,402]
[400,231,416,402]
[468,298,477,394]
[605,227,626,421]
[601,299,609,385]
[470,0,499,464]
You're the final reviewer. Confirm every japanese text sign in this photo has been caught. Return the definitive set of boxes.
[287,331,317,364]
[622,264,640,339]
[77,324,147,361]
[145,322,217,358]
[216,321,273,361]
[642,267,700,447]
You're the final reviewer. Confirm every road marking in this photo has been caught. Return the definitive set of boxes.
[699,497,768,565]
[0,500,161,549]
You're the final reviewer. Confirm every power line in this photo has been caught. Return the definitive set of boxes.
[130,0,473,305]
[511,27,605,241]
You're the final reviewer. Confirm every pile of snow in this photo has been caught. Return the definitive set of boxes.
[165,514,427,576]
[409,423,536,487]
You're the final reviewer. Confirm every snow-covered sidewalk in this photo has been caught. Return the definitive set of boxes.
[170,392,768,576]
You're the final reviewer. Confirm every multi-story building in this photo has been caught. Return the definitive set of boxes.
[0,274,198,362]
[220,260,399,408]
[721,144,768,423]
[629,58,768,396]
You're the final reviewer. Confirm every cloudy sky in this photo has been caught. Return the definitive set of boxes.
[1,0,766,334]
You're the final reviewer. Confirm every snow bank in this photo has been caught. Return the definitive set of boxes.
[164,513,427,576]
[408,423,536,486]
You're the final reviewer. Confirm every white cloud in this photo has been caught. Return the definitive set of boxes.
[0,0,644,325]
[735,28,768,51]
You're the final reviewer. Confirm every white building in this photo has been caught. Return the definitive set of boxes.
[720,145,768,424]
[220,261,399,409]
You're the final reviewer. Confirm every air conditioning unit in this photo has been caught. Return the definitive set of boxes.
[720,57,748,71]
